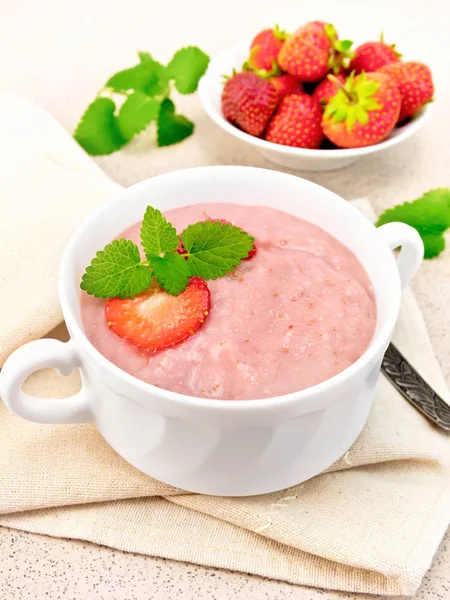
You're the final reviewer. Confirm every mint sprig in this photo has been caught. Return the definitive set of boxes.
[80,239,152,299]
[148,254,190,296]
[181,220,255,279]
[81,207,255,299]
[140,205,180,256]
[376,188,450,259]
[74,46,210,156]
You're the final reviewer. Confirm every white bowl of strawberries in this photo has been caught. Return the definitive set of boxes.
[198,22,434,172]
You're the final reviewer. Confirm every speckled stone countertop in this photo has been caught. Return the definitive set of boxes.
[0,0,449,597]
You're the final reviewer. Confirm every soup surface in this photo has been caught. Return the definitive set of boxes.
[81,204,376,400]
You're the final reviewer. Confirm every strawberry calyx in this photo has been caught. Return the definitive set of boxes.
[221,68,237,83]
[324,71,382,132]
[273,23,289,41]
[324,23,355,74]
[242,48,281,78]
[379,31,402,58]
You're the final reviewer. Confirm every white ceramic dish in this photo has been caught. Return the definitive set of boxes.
[198,42,431,172]
[0,167,423,496]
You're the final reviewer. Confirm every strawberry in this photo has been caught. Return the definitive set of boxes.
[105,277,211,353]
[265,93,324,149]
[177,218,257,260]
[278,22,353,83]
[322,72,401,148]
[349,34,401,74]
[222,71,278,136]
[270,74,304,100]
[244,25,287,75]
[312,73,345,106]
[378,61,434,121]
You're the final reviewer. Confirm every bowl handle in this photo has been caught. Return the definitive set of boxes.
[377,222,424,289]
[0,339,93,424]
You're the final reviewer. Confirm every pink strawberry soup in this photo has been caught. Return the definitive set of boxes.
[81,204,376,400]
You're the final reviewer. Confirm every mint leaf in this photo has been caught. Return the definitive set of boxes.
[167,46,210,94]
[81,239,151,299]
[422,234,446,259]
[181,221,254,279]
[74,97,127,156]
[138,51,155,63]
[140,205,180,258]
[376,188,450,259]
[149,253,190,296]
[106,63,154,93]
[157,98,194,146]
[106,59,169,97]
[117,92,161,140]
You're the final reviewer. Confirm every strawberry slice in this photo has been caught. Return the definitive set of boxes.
[105,277,211,353]
[244,245,257,260]
[176,218,257,260]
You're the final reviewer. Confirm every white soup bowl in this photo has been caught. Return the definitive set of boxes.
[0,167,423,496]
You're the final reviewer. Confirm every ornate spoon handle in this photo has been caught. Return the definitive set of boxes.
[382,343,450,432]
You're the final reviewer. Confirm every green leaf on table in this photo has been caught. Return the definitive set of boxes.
[181,221,254,279]
[149,253,191,296]
[376,188,450,259]
[167,46,210,94]
[138,51,155,63]
[140,205,180,258]
[157,98,194,146]
[74,97,127,155]
[117,92,161,139]
[106,58,169,97]
[80,239,151,299]
[421,233,446,259]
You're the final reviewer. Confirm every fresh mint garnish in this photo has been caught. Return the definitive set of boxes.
[80,239,152,299]
[148,253,190,296]
[181,221,255,279]
[376,188,450,259]
[74,46,210,155]
[81,207,255,299]
[140,205,180,257]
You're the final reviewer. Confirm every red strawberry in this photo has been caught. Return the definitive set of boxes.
[312,73,345,106]
[244,25,287,74]
[270,74,303,100]
[378,61,434,121]
[105,277,210,353]
[222,71,278,136]
[322,72,401,148]
[278,22,353,83]
[244,245,257,260]
[177,218,257,260]
[349,35,401,74]
[265,93,324,149]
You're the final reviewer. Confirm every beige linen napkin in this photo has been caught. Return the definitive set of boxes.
[1,95,450,596]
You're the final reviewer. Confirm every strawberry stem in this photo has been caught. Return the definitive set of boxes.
[327,74,353,103]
